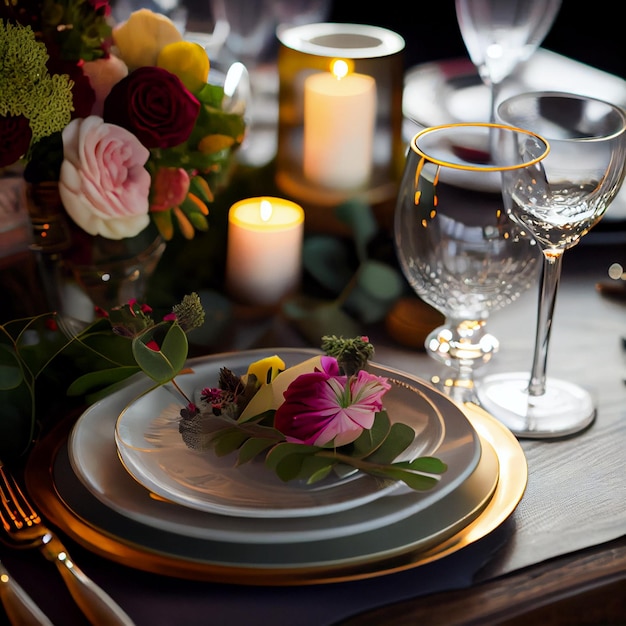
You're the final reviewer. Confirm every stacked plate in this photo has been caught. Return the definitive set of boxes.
[63,348,527,584]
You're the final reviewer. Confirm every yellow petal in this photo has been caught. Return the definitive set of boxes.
[247,355,286,386]
[173,206,195,239]
[239,357,322,423]
[157,41,210,93]
[198,134,236,155]
[113,9,182,70]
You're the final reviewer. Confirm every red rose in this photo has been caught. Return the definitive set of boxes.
[103,66,200,149]
[0,115,32,168]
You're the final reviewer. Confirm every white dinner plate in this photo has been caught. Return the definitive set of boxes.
[110,349,480,520]
[69,349,481,543]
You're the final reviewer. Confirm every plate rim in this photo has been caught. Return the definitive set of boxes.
[109,348,480,520]
[66,376,491,544]
[24,401,526,585]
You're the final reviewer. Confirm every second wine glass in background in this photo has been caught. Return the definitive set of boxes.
[455,0,562,123]
[478,91,626,438]
[210,0,332,167]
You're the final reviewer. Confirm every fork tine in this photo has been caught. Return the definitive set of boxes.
[0,467,40,532]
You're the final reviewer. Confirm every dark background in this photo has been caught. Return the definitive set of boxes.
[327,1,625,79]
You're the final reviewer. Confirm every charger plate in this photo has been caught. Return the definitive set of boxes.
[65,370,494,544]
[106,348,480,524]
[24,402,526,585]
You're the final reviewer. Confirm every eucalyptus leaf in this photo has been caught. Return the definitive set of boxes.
[394,456,449,473]
[377,467,442,491]
[352,411,391,458]
[302,236,353,294]
[236,437,276,465]
[344,260,405,324]
[0,345,23,390]
[281,297,361,345]
[365,422,416,465]
[213,429,249,456]
[273,452,310,482]
[265,442,316,470]
[304,458,336,484]
[132,323,188,384]
[334,199,378,262]
[66,365,140,396]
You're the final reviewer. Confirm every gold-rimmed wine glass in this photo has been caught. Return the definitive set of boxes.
[394,122,549,404]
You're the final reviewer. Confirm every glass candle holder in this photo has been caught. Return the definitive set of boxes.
[276,23,405,232]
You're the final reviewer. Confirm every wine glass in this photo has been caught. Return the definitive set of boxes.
[455,0,562,123]
[394,122,549,404]
[478,92,626,437]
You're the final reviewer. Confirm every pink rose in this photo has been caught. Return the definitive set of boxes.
[274,356,391,447]
[59,116,151,240]
[102,66,200,149]
[82,55,129,117]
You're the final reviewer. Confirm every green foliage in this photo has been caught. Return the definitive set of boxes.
[188,410,447,493]
[284,199,404,344]
[0,294,202,460]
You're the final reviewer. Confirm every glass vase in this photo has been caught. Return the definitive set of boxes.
[25,182,166,329]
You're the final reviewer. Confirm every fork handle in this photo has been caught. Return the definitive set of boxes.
[39,534,135,626]
[1,561,55,626]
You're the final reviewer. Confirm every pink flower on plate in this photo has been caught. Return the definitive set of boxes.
[59,115,151,239]
[274,356,391,447]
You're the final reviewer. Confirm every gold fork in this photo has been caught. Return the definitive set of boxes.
[0,461,135,626]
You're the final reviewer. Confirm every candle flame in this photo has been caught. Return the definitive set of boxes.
[260,200,272,222]
[331,59,349,80]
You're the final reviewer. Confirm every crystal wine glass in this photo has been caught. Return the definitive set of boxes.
[394,122,549,404]
[455,0,562,123]
[478,92,626,437]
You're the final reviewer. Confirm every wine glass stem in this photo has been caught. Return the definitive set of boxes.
[489,82,501,124]
[528,252,564,396]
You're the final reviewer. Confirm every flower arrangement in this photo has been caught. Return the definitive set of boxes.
[0,292,205,460]
[0,2,246,243]
[178,336,448,491]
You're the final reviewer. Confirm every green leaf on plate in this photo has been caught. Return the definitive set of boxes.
[236,436,277,464]
[365,422,416,465]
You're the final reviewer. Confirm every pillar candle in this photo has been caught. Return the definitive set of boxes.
[303,60,377,190]
[226,197,304,306]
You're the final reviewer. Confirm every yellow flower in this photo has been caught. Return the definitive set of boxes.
[157,41,210,93]
[247,356,286,386]
[112,9,182,70]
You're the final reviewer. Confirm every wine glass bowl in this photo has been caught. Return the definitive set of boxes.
[394,123,549,402]
[478,91,626,437]
[455,0,562,122]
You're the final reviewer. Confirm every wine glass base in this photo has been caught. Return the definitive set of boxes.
[477,372,596,439]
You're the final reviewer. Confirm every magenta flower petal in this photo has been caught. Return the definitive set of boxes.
[274,357,391,447]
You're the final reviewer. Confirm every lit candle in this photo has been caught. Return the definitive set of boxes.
[226,197,305,306]
[303,60,377,190]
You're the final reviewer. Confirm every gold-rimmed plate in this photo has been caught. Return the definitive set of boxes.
[96,350,479,533]
[24,402,526,585]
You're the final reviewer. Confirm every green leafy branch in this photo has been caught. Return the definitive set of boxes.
[179,408,447,492]
[0,294,203,460]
